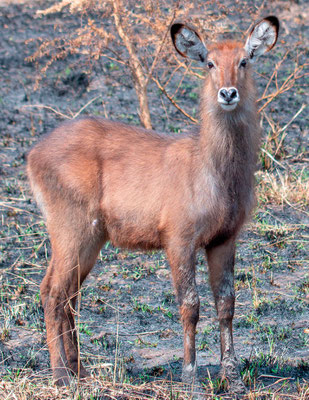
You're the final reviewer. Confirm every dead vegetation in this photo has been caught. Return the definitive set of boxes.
[27,0,309,209]
[0,372,308,399]
[0,0,308,399]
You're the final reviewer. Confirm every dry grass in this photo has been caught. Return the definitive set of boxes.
[0,371,308,399]
[1,1,308,399]
[256,168,309,210]
[0,374,194,400]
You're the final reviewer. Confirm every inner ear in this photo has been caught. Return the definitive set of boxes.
[245,16,279,62]
[171,23,207,63]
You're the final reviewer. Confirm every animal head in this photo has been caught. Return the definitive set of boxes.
[171,17,279,112]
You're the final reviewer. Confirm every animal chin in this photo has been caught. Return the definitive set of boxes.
[219,102,238,111]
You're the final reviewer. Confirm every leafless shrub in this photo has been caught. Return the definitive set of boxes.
[29,0,181,129]
[29,0,267,128]
[28,0,308,208]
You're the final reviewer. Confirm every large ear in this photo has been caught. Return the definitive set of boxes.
[171,23,207,63]
[245,16,279,62]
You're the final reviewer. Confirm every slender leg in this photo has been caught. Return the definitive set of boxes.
[166,243,199,383]
[61,280,89,379]
[41,217,105,386]
[41,260,74,386]
[206,238,245,394]
[62,237,105,378]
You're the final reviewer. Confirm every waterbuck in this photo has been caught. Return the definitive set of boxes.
[27,16,279,393]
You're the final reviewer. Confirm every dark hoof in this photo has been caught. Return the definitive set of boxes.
[181,362,197,384]
[69,360,90,379]
[221,357,247,398]
[54,369,72,387]
[181,382,205,400]
[229,379,247,398]
[78,368,90,380]
[181,363,204,399]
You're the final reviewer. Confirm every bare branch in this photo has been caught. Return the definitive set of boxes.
[112,0,152,129]
[145,2,179,86]
[258,63,308,113]
[21,104,71,119]
[152,77,198,124]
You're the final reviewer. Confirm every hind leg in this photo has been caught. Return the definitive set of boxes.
[41,214,105,385]
[61,236,105,379]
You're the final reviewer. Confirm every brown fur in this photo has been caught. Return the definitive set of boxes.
[27,17,279,390]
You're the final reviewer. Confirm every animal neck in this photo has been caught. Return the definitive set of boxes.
[198,88,260,181]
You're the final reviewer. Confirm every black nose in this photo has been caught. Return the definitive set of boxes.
[219,88,238,103]
[229,88,237,99]
[219,88,228,99]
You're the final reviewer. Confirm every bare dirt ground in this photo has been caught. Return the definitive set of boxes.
[0,0,308,398]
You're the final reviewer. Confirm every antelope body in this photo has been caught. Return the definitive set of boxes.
[27,16,279,392]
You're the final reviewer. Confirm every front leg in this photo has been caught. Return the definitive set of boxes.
[166,244,199,384]
[206,238,245,394]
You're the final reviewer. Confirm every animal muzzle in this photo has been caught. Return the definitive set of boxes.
[217,87,239,111]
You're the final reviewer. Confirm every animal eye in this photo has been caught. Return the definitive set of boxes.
[207,61,215,69]
[240,59,247,68]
